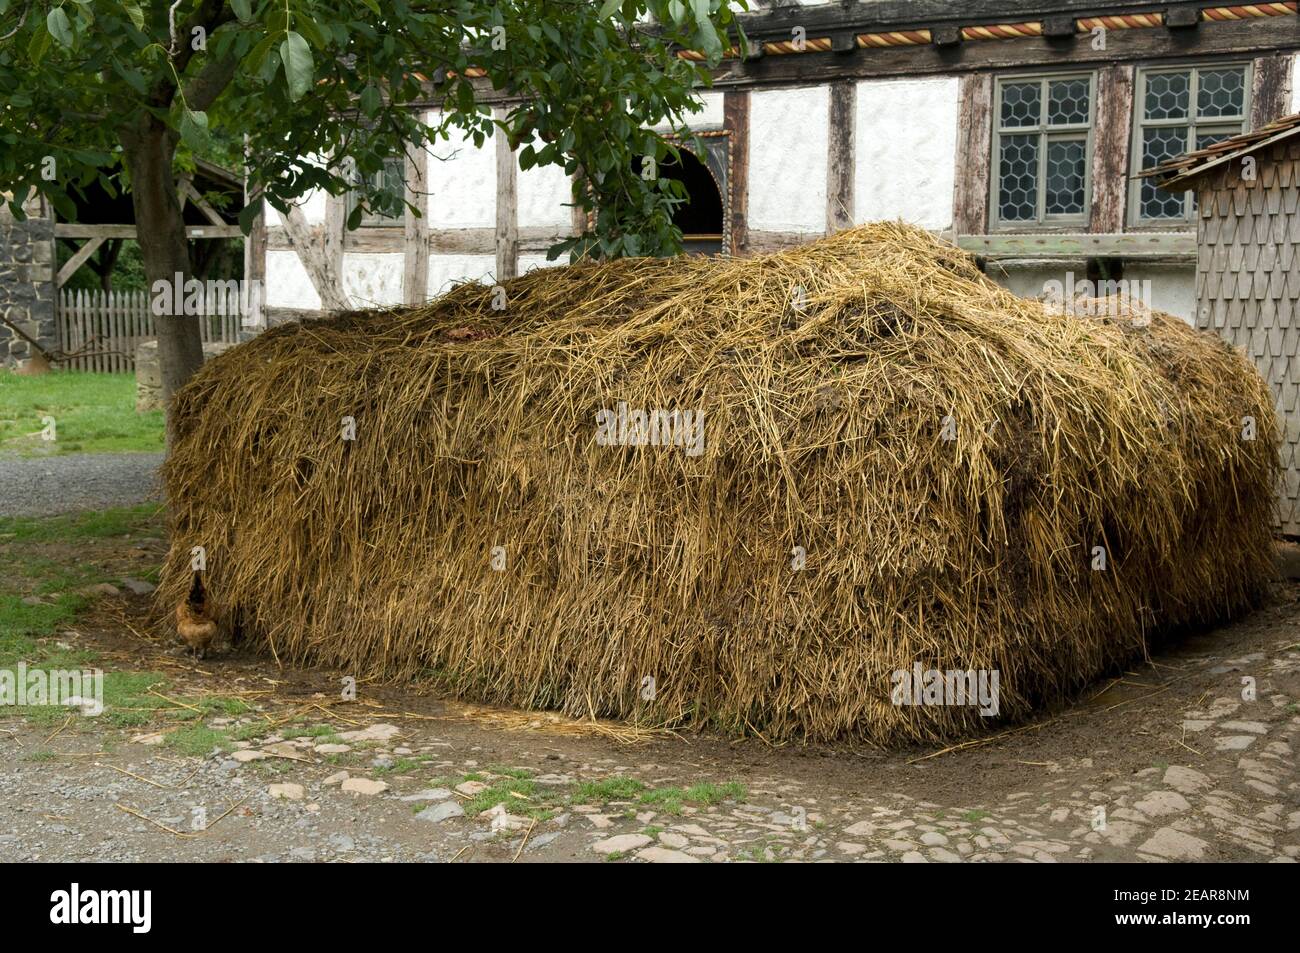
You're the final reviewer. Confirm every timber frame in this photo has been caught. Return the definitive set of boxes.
[254,1,1300,311]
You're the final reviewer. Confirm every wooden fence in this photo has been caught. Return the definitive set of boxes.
[56,289,243,373]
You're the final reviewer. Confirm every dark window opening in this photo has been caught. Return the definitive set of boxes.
[659,150,724,255]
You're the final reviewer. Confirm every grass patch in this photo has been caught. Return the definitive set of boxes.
[375,756,429,776]
[570,776,747,816]
[0,372,164,455]
[0,503,162,544]
[164,725,233,757]
[462,777,567,820]
[572,776,647,803]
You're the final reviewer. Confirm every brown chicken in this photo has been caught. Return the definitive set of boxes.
[175,572,218,659]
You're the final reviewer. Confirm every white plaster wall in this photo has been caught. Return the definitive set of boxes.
[652,90,725,132]
[988,263,1069,302]
[425,116,496,229]
[1292,54,1300,113]
[427,254,496,297]
[517,135,573,230]
[989,262,1197,325]
[518,253,566,274]
[1124,263,1197,324]
[749,86,829,233]
[343,253,405,308]
[855,77,959,230]
[265,191,327,228]
[265,153,329,225]
[265,250,322,309]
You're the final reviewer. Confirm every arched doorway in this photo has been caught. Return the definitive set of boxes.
[659,149,725,255]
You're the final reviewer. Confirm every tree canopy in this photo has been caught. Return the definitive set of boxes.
[0,0,746,260]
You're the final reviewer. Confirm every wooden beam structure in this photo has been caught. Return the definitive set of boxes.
[403,146,430,305]
[958,231,1196,260]
[494,109,519,282]
[55,237,105,287]
[826,81,856,233]
[1089,64,1134,234]
[723,90,750,255]
[54,224,242,239]
[953,73,993,236]
[1252,52,1294,130]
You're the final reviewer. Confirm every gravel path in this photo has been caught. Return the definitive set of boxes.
[0,452,164,517]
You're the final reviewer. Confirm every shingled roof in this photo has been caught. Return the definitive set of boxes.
[1140,112,1300,191]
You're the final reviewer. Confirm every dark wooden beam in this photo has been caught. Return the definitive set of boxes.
[735,0,1209,39]
[931,26,963,48]
[1164,7,1200,30]
[1251,53,1293,131]
[1043,16,1077,39]
[712,17,1299,90]
[54,223,243,238]
[723,90,750,256]
[826,81,855,233]
[953,73,993,236]
[1090,64,1134,234]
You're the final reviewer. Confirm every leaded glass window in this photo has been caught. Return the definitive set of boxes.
[992,73,1095,227]
[1131,65,1249,223]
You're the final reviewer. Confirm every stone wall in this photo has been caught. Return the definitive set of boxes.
[135,339,234,412]
[0,201,56,366]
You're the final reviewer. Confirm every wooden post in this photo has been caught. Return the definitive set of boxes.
[723,90,750,255]
[1089,65,1134,234]
[1251,54,1292,130]
[953,73,993,236]
[826,81,856,233]
[404,142,430,305]
[494,109,519,283]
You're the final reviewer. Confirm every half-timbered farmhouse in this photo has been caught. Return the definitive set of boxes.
[252,0,1300,328]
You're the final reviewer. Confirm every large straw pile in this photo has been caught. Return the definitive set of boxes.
[160,223,1279,745]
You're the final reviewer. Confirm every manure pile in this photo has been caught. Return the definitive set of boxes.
[160,223,1279,744]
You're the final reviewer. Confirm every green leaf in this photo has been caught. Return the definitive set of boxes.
[231,0,252,22]
[695,17,721,60]
[28,23,52,64]
[296,14,327,50]
[122,1,144,30]
[359,85,382,117]
[47,8,73,49]
[597,0,619,18]
[180,109,210,151]
[357,0,381,14]
[280,31,313,101]
[245,32,278,72]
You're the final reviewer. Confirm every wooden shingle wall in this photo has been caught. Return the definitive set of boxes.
[1196,140,1300,537]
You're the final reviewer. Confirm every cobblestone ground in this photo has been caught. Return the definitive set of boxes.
[2,604,1296,863]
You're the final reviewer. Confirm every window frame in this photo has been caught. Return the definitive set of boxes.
[348,157,406,228]
[1128,62,1252,227]
[990,70,1097,231]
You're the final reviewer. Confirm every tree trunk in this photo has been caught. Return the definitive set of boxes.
[120,116,203,445]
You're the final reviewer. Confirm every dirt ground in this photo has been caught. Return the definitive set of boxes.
[2,527,1298,863]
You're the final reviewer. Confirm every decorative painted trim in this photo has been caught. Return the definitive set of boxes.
[961,22,1044,41]
[856,30,931,47]
[762,37,833,55]
[1075,13,1163,29]
[1201,3,1296,20]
